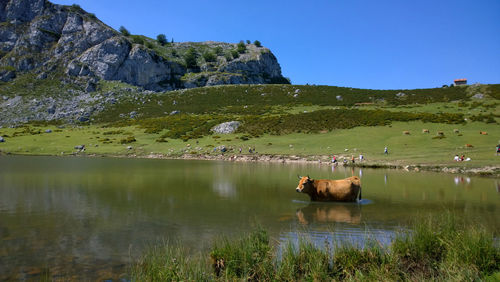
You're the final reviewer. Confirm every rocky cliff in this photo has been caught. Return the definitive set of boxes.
[0,0,288,92]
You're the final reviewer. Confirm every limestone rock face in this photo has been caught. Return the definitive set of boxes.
[55,13,116,57]
[0,0,288,92]
[111,45,185,91]
[70,37,131,80]
[219,50,284,83]
[2,0,46,23]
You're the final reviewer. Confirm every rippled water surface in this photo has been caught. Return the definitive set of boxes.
[0,156,499,280]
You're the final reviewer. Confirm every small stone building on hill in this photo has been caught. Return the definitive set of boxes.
[454,78,467,86]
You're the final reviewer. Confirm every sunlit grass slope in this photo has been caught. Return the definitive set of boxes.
[0,83,499,169]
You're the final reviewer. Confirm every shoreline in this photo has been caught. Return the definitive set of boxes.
[3,150,499,177]
[164,153,500,177]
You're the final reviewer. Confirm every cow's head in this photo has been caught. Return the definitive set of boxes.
[296,175,314,194]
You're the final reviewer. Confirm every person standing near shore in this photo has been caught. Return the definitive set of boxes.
[332,155,337,163]
[384,146,388,155]
[496,144,500,156]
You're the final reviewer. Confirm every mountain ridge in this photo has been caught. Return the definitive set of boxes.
[0,0,288,91]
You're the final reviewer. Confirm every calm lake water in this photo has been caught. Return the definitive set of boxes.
[0,155,499,280]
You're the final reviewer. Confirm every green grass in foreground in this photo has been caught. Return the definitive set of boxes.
[131,214,500,281]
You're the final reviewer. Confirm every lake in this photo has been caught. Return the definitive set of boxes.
[0,155,498,280]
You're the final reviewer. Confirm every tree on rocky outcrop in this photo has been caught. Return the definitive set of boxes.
[237,41,246,54]
[203,51,216,62]
[231,49,239,59]
[184,47,198,68]
[246,40,251,44]
[214,46,223,56]
[156,34,167,45]
[254,40,262,47]
[119,26,130,36]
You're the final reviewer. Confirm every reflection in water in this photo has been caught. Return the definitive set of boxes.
[296,203,361,225]
[454,176,472,186]
[212,181,237,198]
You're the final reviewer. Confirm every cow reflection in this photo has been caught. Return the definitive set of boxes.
[296,203,361,225]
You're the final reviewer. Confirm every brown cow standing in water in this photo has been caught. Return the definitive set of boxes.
[296,176,361,202]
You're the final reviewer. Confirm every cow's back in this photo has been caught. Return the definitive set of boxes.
[314,176,361,202]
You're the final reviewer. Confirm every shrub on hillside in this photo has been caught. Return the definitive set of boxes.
[254,40,262,47]
[469,113,497,123]
[103,130,124,135]
[156,34,167,45]
[131,35,144,45]
[237,109,465,136]
[137,115,226,140]
[231,49,239,59]
[120,136,136,144]
[214,46,224,56]
[202,51,216,62]
[184,48,198,68]
[119,26,130,36]
[95,84,488,124]
[237,41,246,54]
[487,84,500,99]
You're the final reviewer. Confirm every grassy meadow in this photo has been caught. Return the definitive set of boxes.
[0,83,499,172]
[0,121,498,168]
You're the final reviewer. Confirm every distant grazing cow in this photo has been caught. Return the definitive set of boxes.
[296,176,361,202]
[437,131,444,136]
[453,129,460,133]
[403,131,410,135]
[422,129,430,133]
[466,144,474,148]
[480,131,488,135]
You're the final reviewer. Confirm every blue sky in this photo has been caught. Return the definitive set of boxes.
[52,0,500,89]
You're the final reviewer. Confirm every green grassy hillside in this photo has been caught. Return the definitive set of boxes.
[97,83,499,120]
[1,83,499,171]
